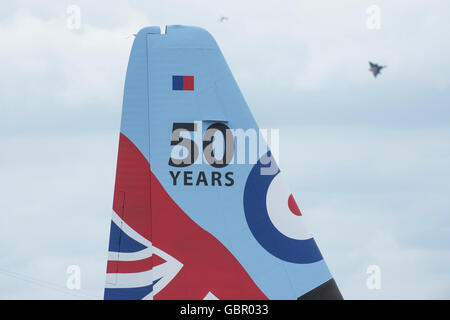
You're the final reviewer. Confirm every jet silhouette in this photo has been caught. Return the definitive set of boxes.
[369,61,386,78]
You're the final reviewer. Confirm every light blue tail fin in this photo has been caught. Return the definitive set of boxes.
[104,25,342,300]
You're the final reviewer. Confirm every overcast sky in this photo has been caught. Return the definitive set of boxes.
[1,0,449,299]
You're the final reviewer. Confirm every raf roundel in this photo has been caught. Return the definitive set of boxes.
[243,152,323,264]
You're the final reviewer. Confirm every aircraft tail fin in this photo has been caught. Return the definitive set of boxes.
[105,25,342,300]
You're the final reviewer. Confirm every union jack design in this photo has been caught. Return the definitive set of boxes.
[104,134,267,300]
[105,211,182,300]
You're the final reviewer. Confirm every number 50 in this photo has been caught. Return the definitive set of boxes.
[168,122,234,168]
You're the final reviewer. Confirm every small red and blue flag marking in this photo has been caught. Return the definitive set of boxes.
[172,75,194,91]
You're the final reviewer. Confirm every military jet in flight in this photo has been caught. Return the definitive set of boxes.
[369,61,386,78]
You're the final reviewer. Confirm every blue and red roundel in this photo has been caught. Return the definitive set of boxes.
[243,152,323,264]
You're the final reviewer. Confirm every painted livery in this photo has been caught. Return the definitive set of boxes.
[105,25,342,300]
